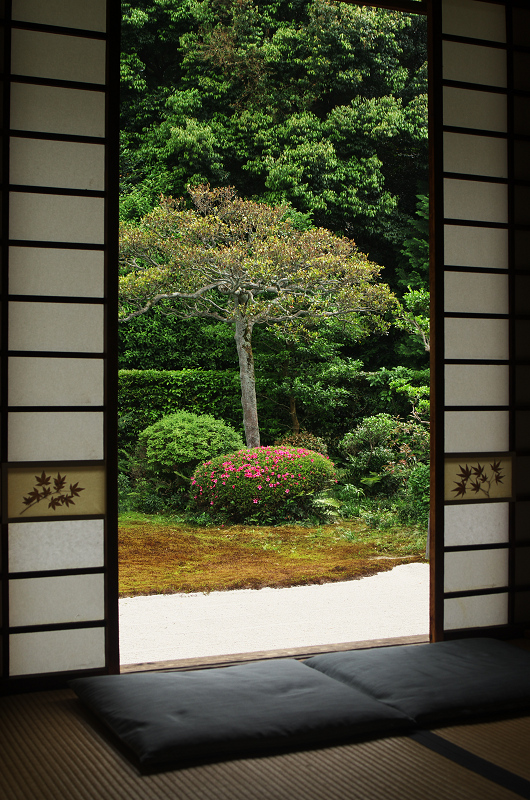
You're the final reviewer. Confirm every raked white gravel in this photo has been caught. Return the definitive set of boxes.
[119,562,429,665]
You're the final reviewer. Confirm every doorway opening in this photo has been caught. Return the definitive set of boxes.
[117,0,431,668]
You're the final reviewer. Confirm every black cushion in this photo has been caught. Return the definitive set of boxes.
[306,638,530,724]
[70,658,412,768]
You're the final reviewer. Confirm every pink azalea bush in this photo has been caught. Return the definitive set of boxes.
[191,446,337,521]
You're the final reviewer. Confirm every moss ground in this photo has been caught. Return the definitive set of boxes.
[119,513,427,597]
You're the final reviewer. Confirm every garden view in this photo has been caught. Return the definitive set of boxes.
[117,0,430,602]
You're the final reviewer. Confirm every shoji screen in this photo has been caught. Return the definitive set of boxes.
[0,0,119,688]
[431,0,530,639]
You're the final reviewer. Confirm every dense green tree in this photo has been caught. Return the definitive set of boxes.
[119,186,396,447]
[120,0,428,282]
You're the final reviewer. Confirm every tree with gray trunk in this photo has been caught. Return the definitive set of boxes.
[119,185,396,447]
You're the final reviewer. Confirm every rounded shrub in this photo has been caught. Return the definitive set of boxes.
[191,446,337,521]
[137,411,244,483]
[273,430,328,456]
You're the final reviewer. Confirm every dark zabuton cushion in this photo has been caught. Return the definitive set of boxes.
[306,638,530,725]
[70,658,412,768]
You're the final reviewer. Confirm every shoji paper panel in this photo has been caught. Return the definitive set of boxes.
[9,574,104,627]
[443,133,507,178]
[445,364,509,406]
[444,455,512,502]
[10,84,106,138]
[443,87,507,132]
[444,272,508,314]
[442,0,506,42]
[9,302,104,352]
[10,139,105,191]
[9,193,105,244]
[444,179,508,223]
[445,318,509,360]
[442,41,507,87]
[8,412,104,461]
[11,30,106,84]
[444,550,508,593]
[445,503,509,547]
[445,410,509,453]
[8,357,104,406]
[11,0,107,31]
[444,593,508,630]
[8,520,104,572]
[9,628,106,676]
[8,248,104,298]
[7,467,106,519]
[444,225,508,268]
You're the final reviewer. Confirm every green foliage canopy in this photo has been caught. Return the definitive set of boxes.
[120,0,428,280]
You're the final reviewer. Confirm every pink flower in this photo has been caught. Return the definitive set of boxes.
[253,498,258,503]
[258,485,262,490]
[285,489,290,493]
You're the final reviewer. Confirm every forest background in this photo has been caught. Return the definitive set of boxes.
[118,0,431,531]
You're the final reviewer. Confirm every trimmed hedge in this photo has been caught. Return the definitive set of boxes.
[118,366,430,456]
[119,369,244,450]
[191,446,337,520]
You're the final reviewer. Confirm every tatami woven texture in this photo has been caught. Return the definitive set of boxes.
[436,716,530,783]
[1,689,528,800]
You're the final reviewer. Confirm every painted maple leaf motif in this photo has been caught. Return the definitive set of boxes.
[490,461,504,484]
[23,488,43,506]
[53,473,67,493]
[456,465,473,481]
[452,480,467,498]
[20,471,85,514]
[451,460,506,499]
[34,471,51,487]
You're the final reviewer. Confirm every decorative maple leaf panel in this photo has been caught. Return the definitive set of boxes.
[7,467,106,518]
[444,455,513,503]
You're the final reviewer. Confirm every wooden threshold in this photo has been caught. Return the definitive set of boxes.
[120,633,430,673]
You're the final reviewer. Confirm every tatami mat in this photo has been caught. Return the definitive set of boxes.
[436,716,530,782]
[1,689,528,800]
